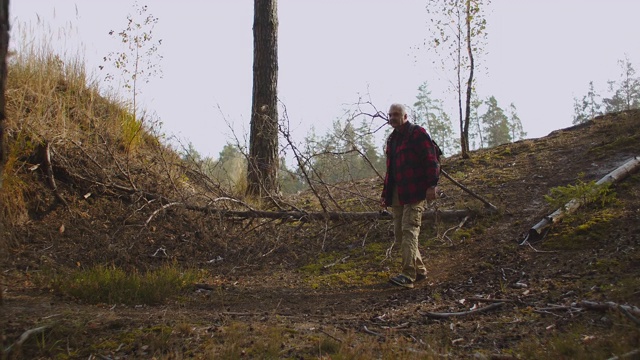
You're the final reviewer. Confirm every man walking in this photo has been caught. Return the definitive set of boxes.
[381,103,440,289]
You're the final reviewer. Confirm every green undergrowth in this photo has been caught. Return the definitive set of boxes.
[543,207,621,250]
[299,241,393,288]
[544,175,617,211]
[42,264,199,305]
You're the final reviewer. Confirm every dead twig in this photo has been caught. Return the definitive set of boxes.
[4,326,49,355]
[467,297,514,303]
[145,202,182,226]
[323,256,350,269]
[606,349,640,360]
[380,322,411,330]
[441,215,469,245]
[578,300,640,326]
[43,142,68,208]
[319,329,343,343]
[423,302,505,319]
[522,240,558,253]
[362,325,384,337]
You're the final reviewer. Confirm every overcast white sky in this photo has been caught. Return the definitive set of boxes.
[10,1,640,159]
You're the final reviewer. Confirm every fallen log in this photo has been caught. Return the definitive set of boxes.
[522,156,640,244]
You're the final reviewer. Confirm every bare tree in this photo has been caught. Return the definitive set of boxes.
[426,0,490,158]
[247,0,279,198]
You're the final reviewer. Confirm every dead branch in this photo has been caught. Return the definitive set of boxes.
[319,329,344,343]
[194,283,216,291]
[523,241,558,253]
[323,256,350,269]
[466,297,514,303]
[523,156,640,244]
[362,325,384,337]
[441,169,498,211]
[278,115,329,212]
[180,207,475,222]
[606,349,640,360]
[441,215,469,245]
[380,322,411,330]
[98,134,137,191]
[43,142,68,207]
[62,159,482,224]
[4,326,48,355]
[144,202,182,226]
[423,302,505,319]
[577,300,640,325]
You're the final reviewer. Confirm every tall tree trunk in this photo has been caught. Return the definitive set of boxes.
[0,0,9,306]
[247,0,279,198]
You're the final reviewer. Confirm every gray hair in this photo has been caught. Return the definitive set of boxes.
[389,103,408,115]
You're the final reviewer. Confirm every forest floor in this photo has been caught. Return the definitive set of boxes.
[1,111,640,359]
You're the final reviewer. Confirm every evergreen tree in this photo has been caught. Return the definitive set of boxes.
[302,117,384,185]
[481,96,510,147]
[279,157,304,194]
[413,81,457,155]
[469,93,484,150]
[213,143,247,191]
[356,118,385,174]
[413,81,438,130]
[603,55,640,113]
[573,81,603,124]
[429,107,458,156]
[507,103,527,141]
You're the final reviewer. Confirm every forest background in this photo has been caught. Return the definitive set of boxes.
[10,0,640,193]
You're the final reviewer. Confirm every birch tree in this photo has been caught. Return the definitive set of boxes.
[426,0,490,158]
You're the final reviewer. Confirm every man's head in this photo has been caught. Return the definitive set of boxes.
[388,103,408,129]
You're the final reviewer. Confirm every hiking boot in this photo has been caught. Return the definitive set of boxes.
[416,273,427,282]
[389,274,414,289]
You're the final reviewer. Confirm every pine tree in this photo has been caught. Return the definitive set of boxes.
[247,0,279,197]
[507,103,526,141]
[603,55,640,113]
[469,93,484,149]
[413,81,438,130]
[573,81,603,124]
[413,81,457,155]
[481,96,510,148]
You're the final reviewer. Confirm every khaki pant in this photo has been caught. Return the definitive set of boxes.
[391,187,427,281]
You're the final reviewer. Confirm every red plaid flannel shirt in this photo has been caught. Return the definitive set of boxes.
[381,122,440,206]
